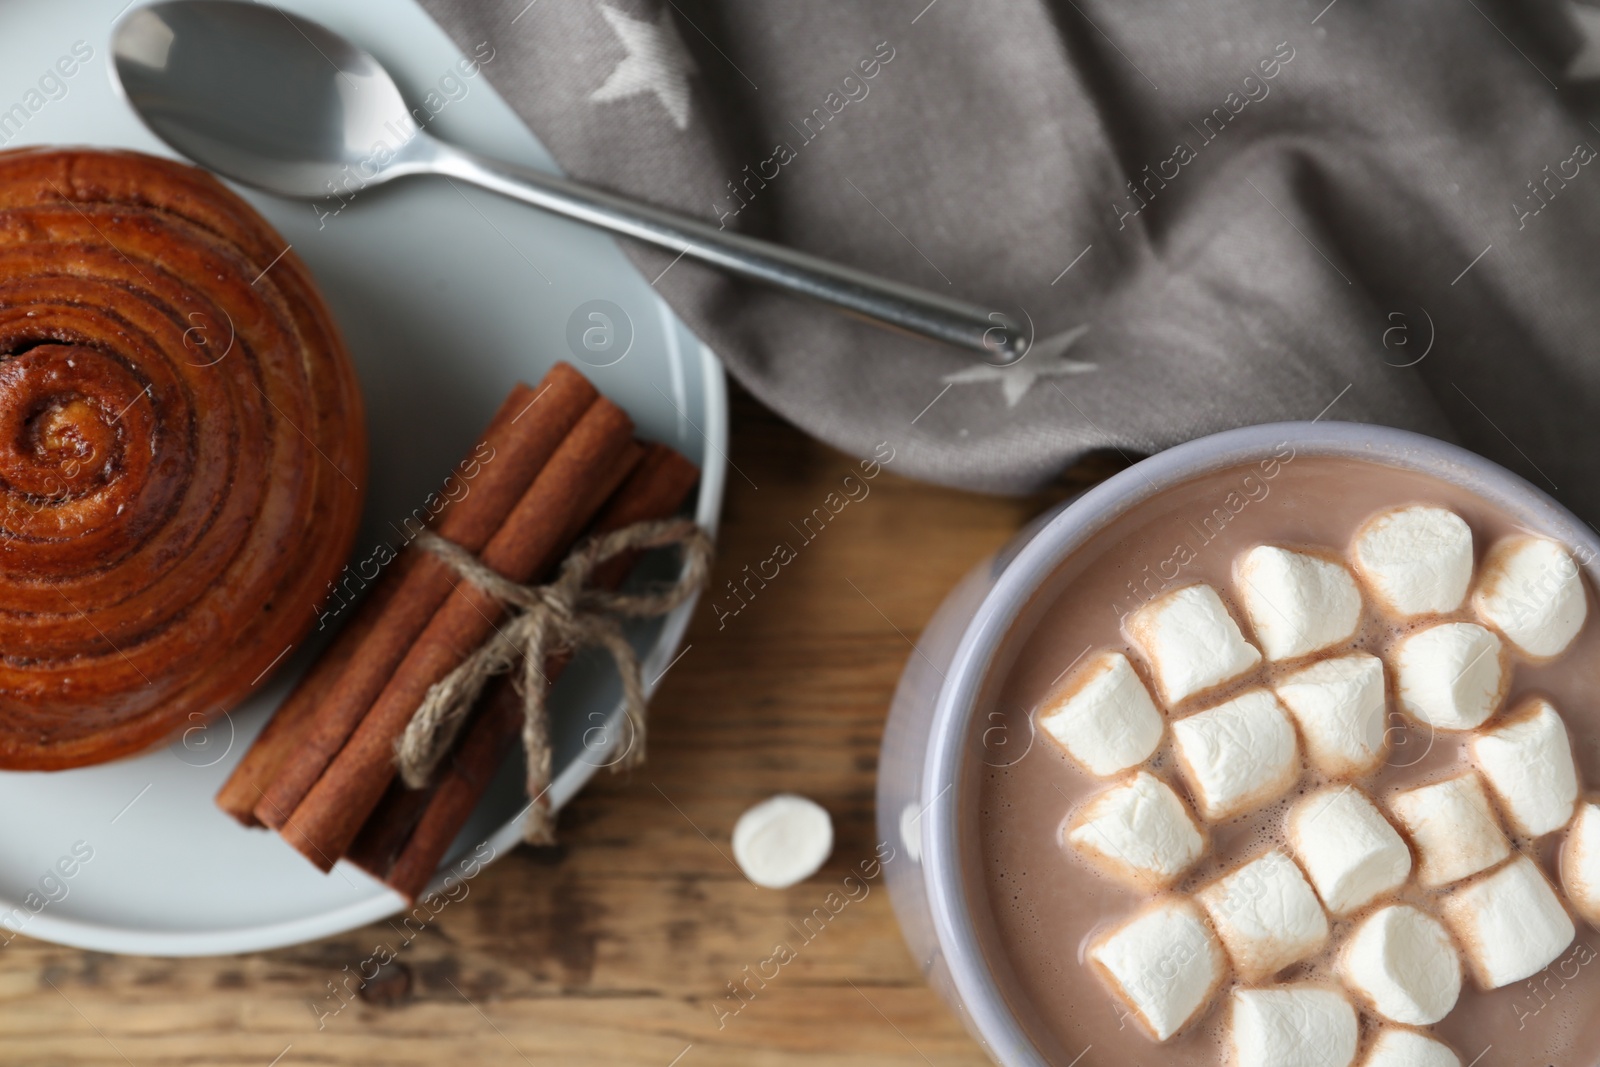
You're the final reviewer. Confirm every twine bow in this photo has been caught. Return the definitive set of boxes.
[396,517,713,844]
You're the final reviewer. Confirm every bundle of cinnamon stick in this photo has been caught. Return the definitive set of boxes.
[216,362,700,901]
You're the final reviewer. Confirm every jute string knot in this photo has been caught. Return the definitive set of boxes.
[396,518,713,843]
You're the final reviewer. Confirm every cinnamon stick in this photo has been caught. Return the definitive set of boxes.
[345,442,691,881]
[345,776,433,876]
[346,441,656,876]
[253,365,597,828]
[379,444,700,900]
[587,443,706,590]
[280,398,637,869]
[382,683,523,892]
[215,588,385,825]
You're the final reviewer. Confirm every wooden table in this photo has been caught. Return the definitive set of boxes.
[2,385,1101,1066]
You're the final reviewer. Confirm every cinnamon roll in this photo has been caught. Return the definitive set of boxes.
[0,147,365,768]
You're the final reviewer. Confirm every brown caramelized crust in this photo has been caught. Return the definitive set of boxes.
[0,147,366,768]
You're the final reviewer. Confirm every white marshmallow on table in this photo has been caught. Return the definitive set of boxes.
[1469,697,1579,838]
[1352,505,1474,618]
[1288,786,1411,915]
[1236,545,1364,661]
[1036,650,1162,777]
[1561,799,1600,928]
[1340,904,1462,1025]
[1388,772,1510,888]
[1361,1028,1461,1067]
[1125,583,1261,705]
[1274,653,1389,779]
[1087,897,1226,1042]
[1440,854,1575,989]
[1171,689,1299,822]
[1065,771,1205,890]
[1473,535,1587,659]
[731,794,834,889]
[1229,985,1357,1067]
[1195,849,1328,983]
[1393,622,1506,731]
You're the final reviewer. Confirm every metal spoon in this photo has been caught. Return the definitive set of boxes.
[110,0,1026,362]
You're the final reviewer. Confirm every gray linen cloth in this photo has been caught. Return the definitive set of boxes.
[420,0,1600,517]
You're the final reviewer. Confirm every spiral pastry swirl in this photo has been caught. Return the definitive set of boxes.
[0,148,366,768]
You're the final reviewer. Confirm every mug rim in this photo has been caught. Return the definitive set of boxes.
[920,420,1600,1066]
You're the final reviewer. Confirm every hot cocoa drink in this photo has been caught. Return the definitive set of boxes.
[967,446,1600,1066]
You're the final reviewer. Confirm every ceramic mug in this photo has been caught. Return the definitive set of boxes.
[875,421,1597,1065]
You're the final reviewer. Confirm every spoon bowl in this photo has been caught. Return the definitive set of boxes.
[112,0,414,199]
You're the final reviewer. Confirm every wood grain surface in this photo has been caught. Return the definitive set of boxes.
[0,385,1113,1066]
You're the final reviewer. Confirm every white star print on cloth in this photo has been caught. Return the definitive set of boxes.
[590,4,699,131]
[941,324,1095,408]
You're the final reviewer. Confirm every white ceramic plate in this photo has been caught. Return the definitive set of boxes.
[0,0,726,955]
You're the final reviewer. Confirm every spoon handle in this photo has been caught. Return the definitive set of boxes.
[426,141,1025,363]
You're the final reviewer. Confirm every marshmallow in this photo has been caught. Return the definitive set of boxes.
[731,794,834,889]
[1340,904,1462,1025]
[1352,505,1474,618]
[1288,786,1411,915]
[1560,800,1600,928]
[1470,697,1579,837]
[1361,1028,1462,1067]
[1087,897,1226,1042]
[1274,653,1389,779]
[1393,622,1506,731]
[1473,535,1587,659]
[1229,985,1357,1067]
[1065,771,1205,890]
[1236,546,1363,661]
[1389,773,1509,888]
[1196,850,1329,982]
[1037,651,1163,777]
[1440,854,1575,989]
[1125,583,1261,705]
[1171,689,1299,822]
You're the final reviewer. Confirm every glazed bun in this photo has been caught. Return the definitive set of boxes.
[0,147,365,768]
